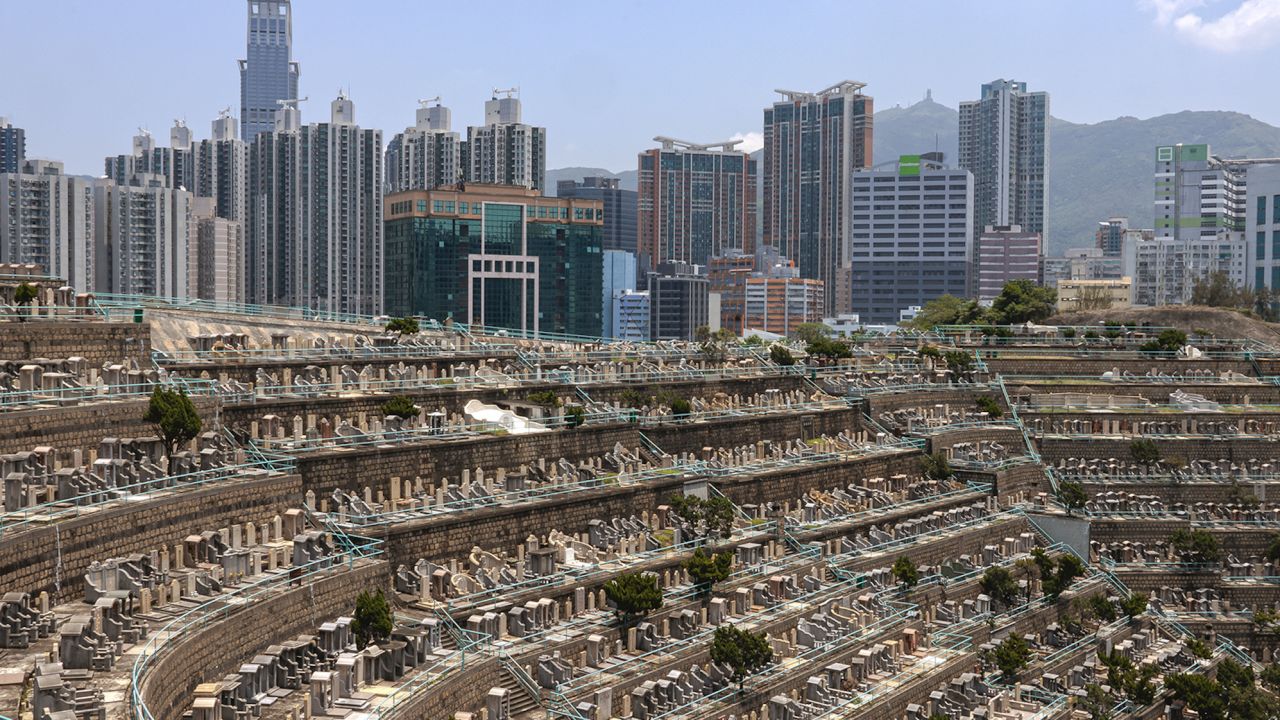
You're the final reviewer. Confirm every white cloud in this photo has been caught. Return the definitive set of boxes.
[730,131,764,154]
[1144,0,1280,51]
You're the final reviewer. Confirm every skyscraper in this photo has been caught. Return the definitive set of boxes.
[386,98,462,193]
[104,122,195,191]
[762,81,874,314]
[239,0,300,143]
[194,111,249,223]
[958,79,1049,243]
[464,90,546,193]
[0,117,25,174]
[557,177,637,254]
[848,153,973,323]
[247,94,383,315]
[93,179,193,298]
[637,137,756,273]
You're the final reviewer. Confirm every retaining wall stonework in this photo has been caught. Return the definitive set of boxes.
[0,395,220,457]
[0,321,151,364]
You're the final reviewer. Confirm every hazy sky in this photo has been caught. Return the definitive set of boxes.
[5,0,1280,176]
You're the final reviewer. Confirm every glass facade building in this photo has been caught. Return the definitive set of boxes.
[384,185,603,337]
[240,1,300,142]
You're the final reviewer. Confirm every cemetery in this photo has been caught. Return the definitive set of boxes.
[2,278,1280,719]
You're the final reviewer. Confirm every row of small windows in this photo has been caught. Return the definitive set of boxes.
[389,199,601,221]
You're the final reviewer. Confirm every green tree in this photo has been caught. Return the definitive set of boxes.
[668,494,735,539]
[13,282,37,321]
[1261,664,1280,692]
[1266,533,1280,563]
[381,395,419,420]
[805,336,852,359]
[791,322,831,345]
[603,572,663,624]
[1129,439,1161,465]
[619,388,651,409]
[942,350,976,380]
[1254,286,1277,322]
[768,344,796,366]
[1088,594,1117,623]
[695,326,737,362]
[352,588,394,647]
[980,566,1020,608]
[989,634,1032,680]
[989,279,1056,324]
[1184,637,1212,659]
[1055,481,1088,516]
[1190,270,1249,309]
[1120,592,1148,619]
[527,389,561,408]
[1139,328,1187,353]
[892,556,920,591]
[709,624,773,690]
[1079,683,1114,720]
[1170,528,1221,564]
[1165,673,1227,720]
[906,294,989,330]
[1033,548,1084,600]
[669,397,692,419]
[144,387,203,456]
[563,405,585,428]
[385,316,420,336]
[976,395,1004,418]
[920,452,954,482]
[683,547,732,597]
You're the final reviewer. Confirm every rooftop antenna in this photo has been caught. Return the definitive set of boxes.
[418,96,442,108]
[217,106,233,120]
[492,87,519,99]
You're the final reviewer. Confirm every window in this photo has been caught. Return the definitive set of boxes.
[417,200,427,212]
[1259,196,1268,226]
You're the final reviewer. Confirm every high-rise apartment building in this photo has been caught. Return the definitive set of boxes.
[958,79,1049,242]
[194,111,249,223]
[848,153,973,323]
[1095,217,1152,258]
[708,251,755,332]
[93,179,192,298]
[192,197,243,304]
[105,123,195,191]
[246,94,383,315]
[386,99,462,193]
[240,0,300,142]
[558,177,638,254]
[601,250,637,338]
[742,274,824,336]
[974,225,1042,302]
[383,184,603,337]
[0,118,24,174]
[464,90,546,193]
[637,138,756,274]
[0,161,96,289]
[646,261,709,341]
[762,81,874,314]
[1126,234,1246,306]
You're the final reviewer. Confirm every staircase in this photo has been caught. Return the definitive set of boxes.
[498,663,544,718]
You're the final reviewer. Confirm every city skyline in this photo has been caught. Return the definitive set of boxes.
[4,0,1280,177]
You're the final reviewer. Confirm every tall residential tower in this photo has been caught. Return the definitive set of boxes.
[239,0,300,142]
[386,98,462,193]
[957,79,1049,243]
[762,81,874,314]
[464,90,546,193]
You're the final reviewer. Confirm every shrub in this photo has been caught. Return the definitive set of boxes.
[563,405,585,428]
[769,344,795,366]
[892,556,919,591]
[381,395,419,420]
[669,397,692,418]
[603,572,663,624]
[1055,481,1088,516]
[385,316,420,335]
[683,547,732,596]
[980,566,1020,608]
[1129,439,1160,465]
[527,389,561,408]
[144,387,202,456]
[989,634,1031,680]
[710,624,773,690]
[976,395,1004,418]
[352,588,393,647]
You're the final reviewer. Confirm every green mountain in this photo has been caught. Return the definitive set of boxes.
[873,99,1280,254]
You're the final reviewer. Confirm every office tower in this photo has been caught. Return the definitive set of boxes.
[105,122,194,191]
[0,118,24,174]
[646,261,709,341]
[637,137,756,274]
[192,197,244,303]
[93,178,192,298]
[762,81,874,314]
[0,161,96,290]
[846,153,972,323]
[464,90,546,192]
[386,98,462,193]
[1248,163,1280,293]
[247,94,383,315]
[194,111,249,223]
[240,0,300,142]
[611,290,650,341]
[558,177,638,254]
[974,225,1042,302]
[1055,277,1133,313]
[383,184,603,337]
[958,79,1049,242]
[601,250,637,338]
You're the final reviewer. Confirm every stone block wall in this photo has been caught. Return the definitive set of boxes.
[0,471,300,602]
[0,395,220,457]
[137,560,387,720]
[1008,382,1280,405]
[0,320,151,364]
[1038,437,1280,464]
[986,357,1254,377]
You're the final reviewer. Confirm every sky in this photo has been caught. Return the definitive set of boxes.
[4,0,1280,177]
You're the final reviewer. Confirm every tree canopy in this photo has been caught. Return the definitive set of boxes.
[990,279,1057,324]
[603,572,663,624]
[385,316,420,335]
[1055,481,1088,516]
[892,556,919,591]
[669,494,736,539]
[352,588,394,647]
[709,624,773,689]
[144,387,202,456]
[683,547,732,596]
[381,395,419,420]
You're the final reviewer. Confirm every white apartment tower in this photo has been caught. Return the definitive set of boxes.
[464,89,546,193]
[386,98,462,192]
[958,79,1049,243]
[0,161,97,290]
